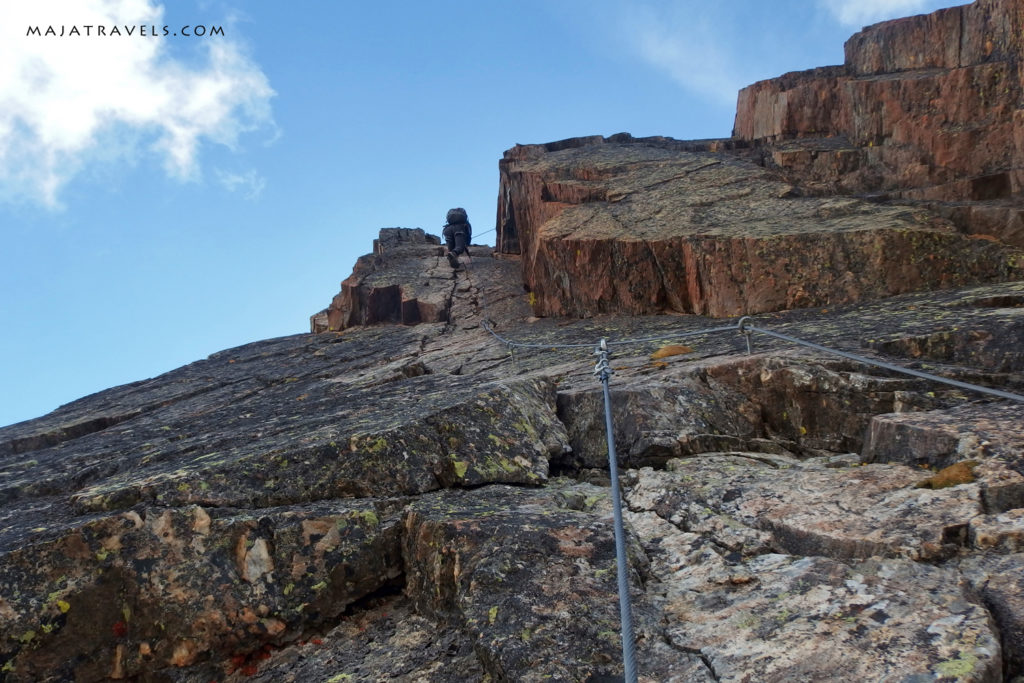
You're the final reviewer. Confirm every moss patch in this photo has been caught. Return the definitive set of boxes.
[915,461,979,489]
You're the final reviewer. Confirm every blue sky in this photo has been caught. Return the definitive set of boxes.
[1,0,961,427]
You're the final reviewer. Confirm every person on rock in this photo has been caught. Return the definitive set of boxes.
[442,207,472,269]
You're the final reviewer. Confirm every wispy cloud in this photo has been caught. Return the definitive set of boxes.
[0,0,275,207]
[623,4,743,107]
[215,168,266,200]
[818,0,938,28]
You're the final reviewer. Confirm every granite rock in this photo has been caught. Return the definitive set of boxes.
[5,0,1024,678]
[494,136,1024,319]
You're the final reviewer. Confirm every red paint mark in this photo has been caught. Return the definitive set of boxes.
[241,664,259,676]
[111,621,128,637]
[310,638,323,645]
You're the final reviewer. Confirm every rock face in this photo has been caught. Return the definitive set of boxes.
[495,0,1024,320]
[4,1,1024,681]
[4,230,1024,680]
[734,0,1024,243]
[313,228,452,332]
[495,136,1024,318]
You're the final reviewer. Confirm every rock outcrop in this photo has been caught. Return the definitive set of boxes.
[4,234,1024,680]
[313,228,453,332]
[493,0,1024,321]
[495,136,1024,318]
[3,1,1024,681]
[734,0,1024,244]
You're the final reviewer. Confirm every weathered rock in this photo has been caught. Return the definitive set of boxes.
[495,136,1024,319]
[867,315,1024,373]
[402,482,713,682]
[556,369,762,470]
[213,594,487,682]
[627,467,1005,680]
[7,1,1024,678]
[962,553,1024,678]
[863,402,1024,489]
[970,508,1024,552]
[319,228,452,331]
[733,0,1024,243]
[626,457,982,561]
[0,499,405,682]
[0,320,574,680]
[5,257,1024,680]
[1,335,564,520]
[315,228,532,334]
[556,349,981,471]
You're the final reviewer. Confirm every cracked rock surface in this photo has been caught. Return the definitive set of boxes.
[5,2,1024,676]
[3,225,1024,680]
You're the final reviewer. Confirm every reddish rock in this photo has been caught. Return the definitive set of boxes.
[734,0,1024,231]
[319,228,452,331]
[491,1,1024,322]
[496,135,1024,319]
[8,1,1024,679]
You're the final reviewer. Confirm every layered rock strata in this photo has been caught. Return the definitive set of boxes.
[734,0,1024,244]
[495,136,1024,318]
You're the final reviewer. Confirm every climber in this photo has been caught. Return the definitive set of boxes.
[442,207,472,269]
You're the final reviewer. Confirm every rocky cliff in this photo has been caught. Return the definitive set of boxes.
[3,1,1024,681]
[494,135,1023,319]
[493,0,1024,321]
[734,0,1024,243]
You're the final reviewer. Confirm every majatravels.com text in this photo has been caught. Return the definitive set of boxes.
[26,25,225,37]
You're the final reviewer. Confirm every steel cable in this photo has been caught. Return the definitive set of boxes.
[594,339,639,683]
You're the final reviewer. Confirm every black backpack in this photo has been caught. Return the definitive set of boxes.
[446,207,468,225]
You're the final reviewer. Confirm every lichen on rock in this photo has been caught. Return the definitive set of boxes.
[5,1,1024,679]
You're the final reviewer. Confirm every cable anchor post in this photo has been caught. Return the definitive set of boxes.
[593,338,613,382]
[593,337,638,683]
[738,316,754,355]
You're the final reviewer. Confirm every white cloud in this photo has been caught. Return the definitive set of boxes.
[623,4,744,107]
[0,0,275,207]
[215,167,265,199]
[818,0,934,28]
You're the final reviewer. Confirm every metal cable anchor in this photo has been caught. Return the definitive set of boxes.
[593,338,614,380]
[737,316,754,354]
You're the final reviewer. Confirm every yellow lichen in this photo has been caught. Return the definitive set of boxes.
[934,653,978,678]
[357,510,379,527]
